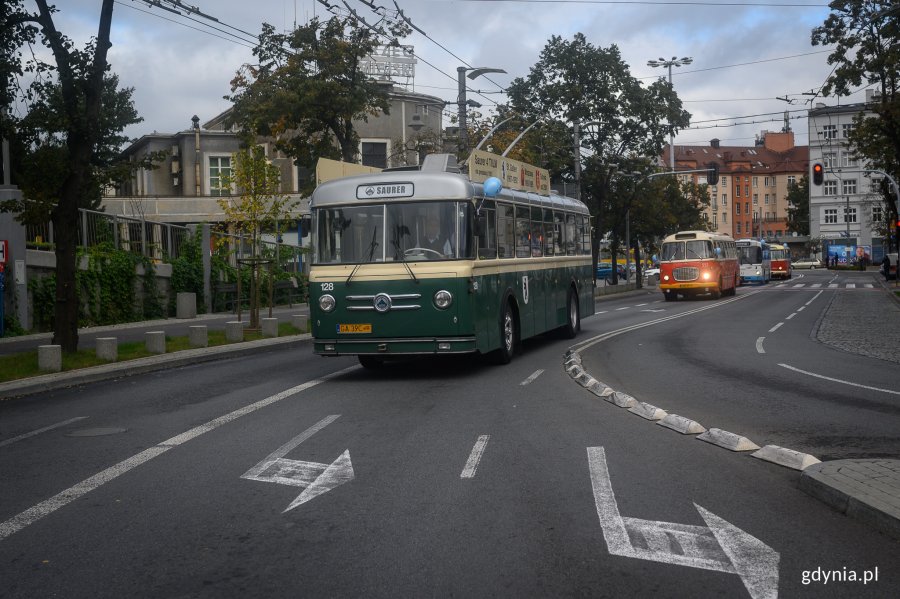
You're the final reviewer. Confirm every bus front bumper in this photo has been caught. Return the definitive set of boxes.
[315,336,478,356]
[660,282,719,292]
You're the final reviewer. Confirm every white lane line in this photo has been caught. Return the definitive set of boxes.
[780,364,900,396]
[615,307,630,311]
[786,313,796,320]
[0,417,88,448]
[0,365,359,542]
[460,435,491,479]
[768,323,783,333]
[587,447,632,555]
[828,283,838,289]
[864,283,873,289]
[811,283,822,288]
[796,306,805,312]
[846,283,856,289]
[596,310,608,314]
[805,290,823,306]
[792,284,804,288]
[520,369,544,386]
[636,303,648,307]
[756,337,766,354]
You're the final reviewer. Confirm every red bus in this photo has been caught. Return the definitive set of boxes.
[659,230,740,301]
[769,242,792,280]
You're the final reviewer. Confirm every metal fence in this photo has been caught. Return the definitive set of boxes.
[27,209,305,269]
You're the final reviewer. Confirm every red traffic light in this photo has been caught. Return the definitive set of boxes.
[812,163,824,185]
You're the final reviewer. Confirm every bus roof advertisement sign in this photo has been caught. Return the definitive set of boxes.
[469,149,550,195]
[356,182,415,200]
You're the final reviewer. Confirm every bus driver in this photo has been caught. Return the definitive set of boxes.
[421,215,452,257]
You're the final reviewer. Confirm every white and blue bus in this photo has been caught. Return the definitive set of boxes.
[736,238,771,284]
[308,153,595,368]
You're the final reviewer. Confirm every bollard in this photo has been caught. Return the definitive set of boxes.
[96,337,118,362]
[188,325,208,348]
[291,314,308,333]
[38,345,62,372]
[145,331,166,354]
[225,321,244,342]
[176,292,197,319]
[261,317,279,338]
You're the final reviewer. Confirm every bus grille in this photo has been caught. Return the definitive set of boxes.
[673,267,699,281]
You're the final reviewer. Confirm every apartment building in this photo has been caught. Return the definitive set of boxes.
[662,131,808,244]
[808,89,889,265]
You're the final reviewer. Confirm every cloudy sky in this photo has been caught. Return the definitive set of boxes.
[25,0,863,152]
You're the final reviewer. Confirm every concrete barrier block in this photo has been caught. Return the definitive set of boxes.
[225,321,244,342]
[752,445,821,471]
[627,401,667,421]
[697,428,760,452]
[96,337,118,362]
[658,413,706,435]
[145,331,166,354]
[291,314,308,332]
[261,317,279,338]
[38,345,62,372]
[609,391,637,408]
[188,325,208,348]
[176,292,197,319]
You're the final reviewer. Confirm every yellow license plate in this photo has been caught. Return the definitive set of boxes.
[338,324,372,334]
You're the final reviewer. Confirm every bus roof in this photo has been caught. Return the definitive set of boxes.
[663,230,734,243]
[310,154,590,215]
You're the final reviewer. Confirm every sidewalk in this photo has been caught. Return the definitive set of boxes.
[0,304,310,400]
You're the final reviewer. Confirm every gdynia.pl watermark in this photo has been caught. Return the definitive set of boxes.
[802,567,879,586]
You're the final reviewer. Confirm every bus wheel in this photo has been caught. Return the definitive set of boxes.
[663,291,676,302]
[561,288,580,339]
[711,279,722,299]
[358,355,384,369]
[495,303,517,364]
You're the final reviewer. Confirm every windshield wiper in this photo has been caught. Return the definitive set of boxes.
[391,239,419,284]
[346,229,379,286]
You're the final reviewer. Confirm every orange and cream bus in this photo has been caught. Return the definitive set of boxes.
[769,242,792,280]
[659,230,739,301]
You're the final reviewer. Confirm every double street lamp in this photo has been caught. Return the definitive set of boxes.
[457,66,506,156]
[647,56,692,171]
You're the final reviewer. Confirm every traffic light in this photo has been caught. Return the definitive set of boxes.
[812,163,824,185]
[707,162,719,186]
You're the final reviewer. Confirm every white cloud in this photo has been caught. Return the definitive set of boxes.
[25,0,858,152]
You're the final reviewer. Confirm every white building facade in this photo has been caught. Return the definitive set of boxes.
[808,90,889,265]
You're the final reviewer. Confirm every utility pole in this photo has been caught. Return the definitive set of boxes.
[647,56,692,171]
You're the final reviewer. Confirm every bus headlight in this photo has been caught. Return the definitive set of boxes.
[318,294,336,313]
[663,275,670,281]
[433,290,453,309]
[702,271,711,280]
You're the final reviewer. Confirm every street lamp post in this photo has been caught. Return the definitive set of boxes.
[457,66,506,157]
[647,56,692,171]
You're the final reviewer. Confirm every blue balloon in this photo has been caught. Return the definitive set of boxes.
[483,177,502,197]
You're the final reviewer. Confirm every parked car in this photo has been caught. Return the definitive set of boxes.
[596,262,628,282]
[793,257,823,269]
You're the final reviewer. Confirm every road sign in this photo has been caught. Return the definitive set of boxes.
[0,239,7,264]
[241,415,354,512]
[588,447,779,599]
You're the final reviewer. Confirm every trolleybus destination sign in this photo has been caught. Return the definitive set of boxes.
[356,182,415,199]
[468,149,550,195]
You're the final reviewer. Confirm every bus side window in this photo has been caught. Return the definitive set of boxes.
[515,205,531,258]
[497,203,515,259]
[477,200,498,260]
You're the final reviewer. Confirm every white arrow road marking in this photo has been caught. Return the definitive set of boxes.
[756,337,766,354]
[587,447,779,599]
[241,415,354,512]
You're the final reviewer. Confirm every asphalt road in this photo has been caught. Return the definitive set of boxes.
[1,281,897,598]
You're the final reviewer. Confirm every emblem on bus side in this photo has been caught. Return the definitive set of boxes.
[373,293,392,313]
[522,276,529,305]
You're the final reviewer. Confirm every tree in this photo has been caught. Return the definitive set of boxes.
[505,34,691,280]
[227,16,409,195]
[218,146,293,329]
[785,174,810,235]
[1,1,144,352]
[812,0,900,228]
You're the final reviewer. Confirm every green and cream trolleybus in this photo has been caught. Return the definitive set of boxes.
[309,153,595,368]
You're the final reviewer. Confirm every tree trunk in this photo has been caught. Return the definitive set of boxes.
[51,200,79,352]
